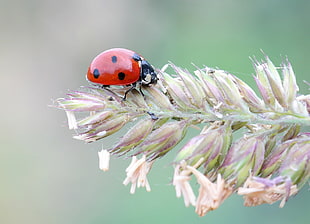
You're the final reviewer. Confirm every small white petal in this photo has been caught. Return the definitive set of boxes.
[186,166,232,216]
[65,111,78,130]
[172,164,196,207]
[98,149,110,171]
[123,155,153,194]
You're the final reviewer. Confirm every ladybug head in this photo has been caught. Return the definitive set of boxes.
[140,60,158,85]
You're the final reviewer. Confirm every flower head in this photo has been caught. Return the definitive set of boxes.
[220,135,265,187]
[188,167,233,216]
[55,55,310,216]
[238,176,298,208]
[173,160,233,216]
[175,122,232,173]
[123,155,154,194]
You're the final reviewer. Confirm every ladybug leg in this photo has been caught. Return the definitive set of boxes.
[123,84,136,101]
[138,85,145,98]
[123,82,148,100]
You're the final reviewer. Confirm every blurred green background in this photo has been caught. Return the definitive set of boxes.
[1,0,309,223]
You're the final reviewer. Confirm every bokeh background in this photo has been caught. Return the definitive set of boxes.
[1,0,309,223]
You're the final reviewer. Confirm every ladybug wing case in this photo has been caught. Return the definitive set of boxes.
[87,49,141,85]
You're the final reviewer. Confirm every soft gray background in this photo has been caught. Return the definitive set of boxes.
[1,0,309,223]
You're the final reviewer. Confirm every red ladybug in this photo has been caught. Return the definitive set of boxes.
[87,48,158,99]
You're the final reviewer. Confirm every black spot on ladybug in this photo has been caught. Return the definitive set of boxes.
[132,53,141,61]
[93,68,100,79]
[118,72,126,80]
[111,55,117,63]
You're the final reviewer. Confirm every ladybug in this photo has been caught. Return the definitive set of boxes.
[86,48,158,99]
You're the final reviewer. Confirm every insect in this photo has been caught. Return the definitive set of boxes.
[86,48,158,99]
